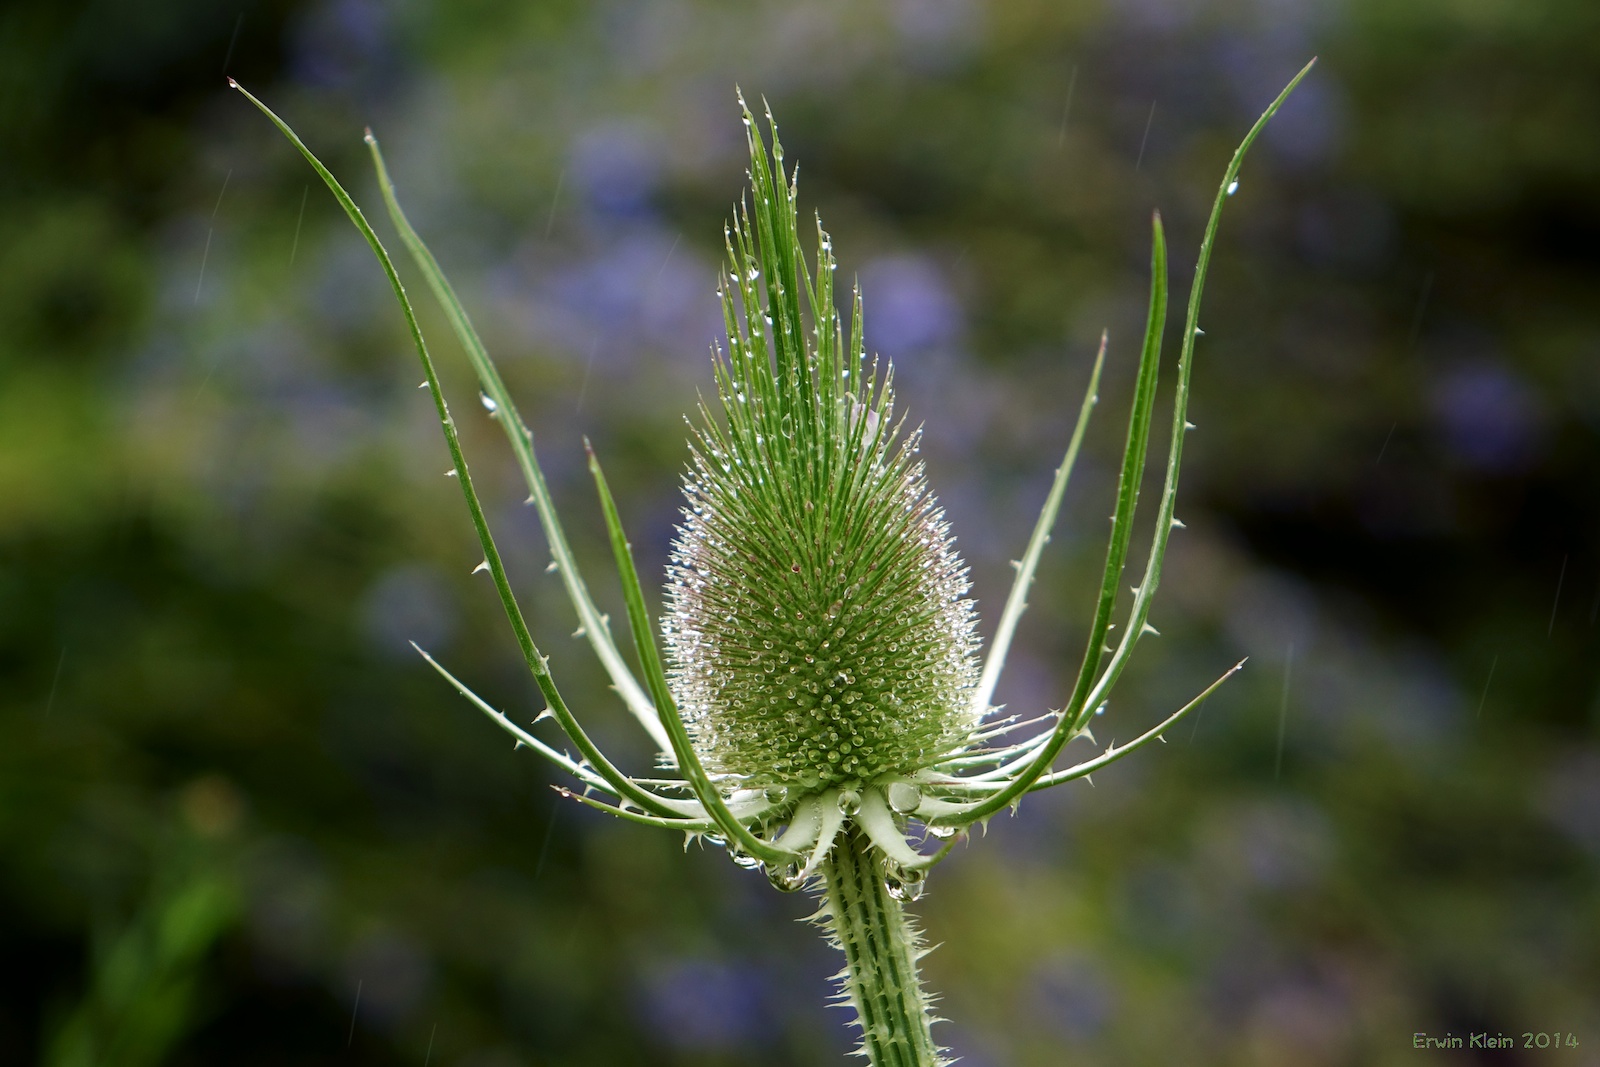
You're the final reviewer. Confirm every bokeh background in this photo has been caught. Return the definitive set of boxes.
[2,0,1597,1064]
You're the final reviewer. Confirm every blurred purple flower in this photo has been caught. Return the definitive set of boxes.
[891,0,982,69]
[1429,360,1545,473]
[860,255,962,358]
[1120,0,1197,32]
[1224,569,1319,662]
[1262,74,1345,165]
[636,957,774,1051]
[1030,954,1117,1039]
[571,123,662,219]
[497,229,717,371]
[290,0,389,89]
[361,564,457,659]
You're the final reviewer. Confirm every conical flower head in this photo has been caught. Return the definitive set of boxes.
[663,106,980,796]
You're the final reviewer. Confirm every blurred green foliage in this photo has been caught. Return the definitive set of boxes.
[1,0,1596,1065]
[44,779,241,1067]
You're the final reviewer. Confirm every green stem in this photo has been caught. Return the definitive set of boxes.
[821,829,942,1067]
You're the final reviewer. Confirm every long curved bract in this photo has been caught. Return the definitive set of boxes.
[946,58,1316,824]
[367,142,670,758]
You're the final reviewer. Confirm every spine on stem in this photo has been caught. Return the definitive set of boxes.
[820,830,943,1067]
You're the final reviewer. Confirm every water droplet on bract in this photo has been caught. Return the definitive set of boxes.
[767,862,805,892]
[887,781,922,814]
[885,867,926,902]
[1226,180,1239,196]
[480,391,498,414]
[730,849,763,871]
[780,414,795,439]
[764,784,788,803]
[837,789,861,815]
[1094,702,1107,716]
[925,823,956,839]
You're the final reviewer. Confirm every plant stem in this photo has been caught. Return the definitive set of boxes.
[822,828,941,1067]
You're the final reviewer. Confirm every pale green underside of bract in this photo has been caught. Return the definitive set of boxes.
[230,58,1311,890]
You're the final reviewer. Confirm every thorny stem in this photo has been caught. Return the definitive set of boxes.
[821,829,942,1067]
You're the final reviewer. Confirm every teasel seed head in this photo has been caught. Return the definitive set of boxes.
[662,102,980,796]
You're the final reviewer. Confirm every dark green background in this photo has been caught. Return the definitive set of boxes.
[2,1,1596,1064]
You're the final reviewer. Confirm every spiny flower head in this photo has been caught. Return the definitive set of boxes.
[662,103,981,796]
[239,59,1308,1067]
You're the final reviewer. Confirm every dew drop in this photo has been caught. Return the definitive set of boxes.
[885,867,926,901]
[766,862,805,892]
[887,781,922,813]
[479,391,498,414]
[1226,180,1239,196]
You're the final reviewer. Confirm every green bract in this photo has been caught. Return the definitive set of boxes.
[235,64,1312,1067]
